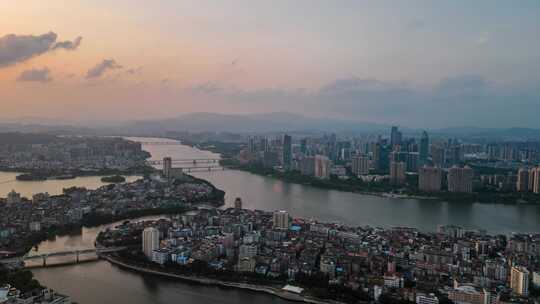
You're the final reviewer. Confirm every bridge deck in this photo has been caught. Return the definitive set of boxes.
[0,247,126,264]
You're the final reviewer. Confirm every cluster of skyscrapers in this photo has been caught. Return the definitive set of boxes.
[239,126,540,195]
[243,133,331,179]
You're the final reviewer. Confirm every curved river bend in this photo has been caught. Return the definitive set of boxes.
[1,137,538,304]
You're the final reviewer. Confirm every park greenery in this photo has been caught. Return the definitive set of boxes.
[0,267,42,293]
[100,175,127,183]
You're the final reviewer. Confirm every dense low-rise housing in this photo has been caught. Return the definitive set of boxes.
[99,208,540,303]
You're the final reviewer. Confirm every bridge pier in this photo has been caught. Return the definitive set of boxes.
[76,251,80,263]
[42,256,47,267]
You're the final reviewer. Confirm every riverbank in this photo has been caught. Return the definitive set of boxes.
[159,140,446,201]
[1,165,156,182]
[127,137,540,232]
[102,255,344,304]
[221,162,540,205]
[80,206,197,228]
[179,138,540,206]
[137,138,431,201]
[1,173,224,259]
[2,207,195,259]
[221,163,441,201]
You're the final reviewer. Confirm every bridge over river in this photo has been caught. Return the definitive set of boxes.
[0,246,126,268]
[146,157,233,173]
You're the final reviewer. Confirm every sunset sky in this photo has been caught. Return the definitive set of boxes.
[1,0,539,128]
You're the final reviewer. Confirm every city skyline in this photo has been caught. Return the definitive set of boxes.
[1,131,540,303]
[2,3,540,302]
[1,1,540,128]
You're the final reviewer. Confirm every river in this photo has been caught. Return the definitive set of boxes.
[0,172,141,198]
[2,137,540,304]
[135,137,540,234]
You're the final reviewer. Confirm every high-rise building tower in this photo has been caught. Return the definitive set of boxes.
[510,266,530,296]
[389,161,406,185]
[529,167,540,194]
[419,166,443,192]
[448,145,463,166]
[282,134,292,170]
[162,157,172,179]
[142,227,160,259]
[374,144,390,172]
[372,143,381,171]
[314,155,330,179]
[529,168,537,192]
[300,138,308,155]
[327,133,338,161]
[390,126,402,148]
[272,210,290,229]
[420,131,429,163]
[299,156,316,176]
[431,146,446,167]
[407,152,420,172]
[337,141,352,161]
[390,150,408,163]
[517,168,530,192]
[259,137,269,153]
[248,136,256,153]
[447,166,474,193]
[352,155,370,176]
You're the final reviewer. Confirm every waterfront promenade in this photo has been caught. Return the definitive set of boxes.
[101,255,343,304]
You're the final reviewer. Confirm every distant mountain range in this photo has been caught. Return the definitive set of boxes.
[1,112,540,140]
[0,122,95,135]
[118,112,390,134]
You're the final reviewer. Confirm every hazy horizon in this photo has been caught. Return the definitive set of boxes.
[1,0,540,128]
